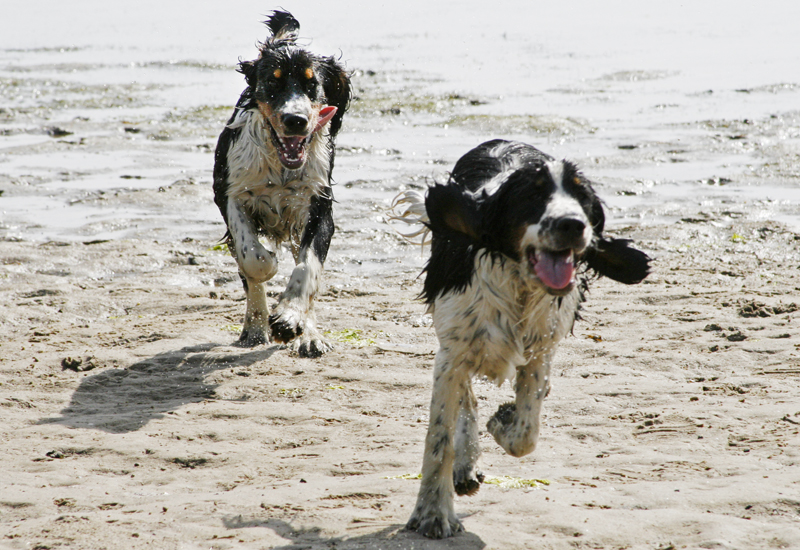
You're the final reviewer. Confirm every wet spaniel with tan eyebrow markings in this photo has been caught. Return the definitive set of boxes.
[213,10,350,356]
[393,139,651,538]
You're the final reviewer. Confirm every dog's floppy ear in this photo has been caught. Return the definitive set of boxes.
[585,237,651,284]
[425,183,482,242]
[318,57,351,138]
[264,10,300,42]
[575,172,606,236]
[237,59,257,88]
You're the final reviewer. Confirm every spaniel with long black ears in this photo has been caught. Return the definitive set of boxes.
[213,10,350,356]
[394,139,651,538]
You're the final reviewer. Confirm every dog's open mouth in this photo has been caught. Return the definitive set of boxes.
[269,129,310,170]
[265,105,338,170]
[527,247,576,293]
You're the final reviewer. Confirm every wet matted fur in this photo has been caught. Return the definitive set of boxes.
[213,10,350,356]
[394,140,651,538]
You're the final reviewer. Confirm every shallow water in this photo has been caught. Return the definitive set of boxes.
[1,1,799,277]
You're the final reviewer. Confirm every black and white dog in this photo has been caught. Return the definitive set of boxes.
[394,140,651,538]
[213,11,350,356]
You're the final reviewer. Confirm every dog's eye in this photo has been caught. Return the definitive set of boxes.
[272,69,283,80]
[531,171,547,186]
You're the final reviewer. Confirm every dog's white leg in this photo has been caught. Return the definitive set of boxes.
[238,273,270,345]
[269,247,332,356]
[269,195,334,357]
[227,199,278,346]
[407,350,468,538]
[452,379,483,496]
[487,348,553,457]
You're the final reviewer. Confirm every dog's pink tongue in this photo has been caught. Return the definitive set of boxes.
[534,250,575,290]
[314,105,337,132]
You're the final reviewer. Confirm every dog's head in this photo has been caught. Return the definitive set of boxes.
[426,143,650,296]
[237,11,351,170]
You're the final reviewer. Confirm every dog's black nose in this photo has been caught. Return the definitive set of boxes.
[556,218,586,240]
[281,113,309,135]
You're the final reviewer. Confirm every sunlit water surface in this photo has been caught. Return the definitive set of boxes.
[1,1,798,278]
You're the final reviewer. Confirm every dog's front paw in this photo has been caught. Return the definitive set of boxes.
[487,402,539,457]
[487,401,518,455]
[237,327,269,347]
[269,309,305,343]
[292,333,334,358]
[453,467,484,496]
[406,508,463,539]
[238,245,277,284]
[487,402,516,434]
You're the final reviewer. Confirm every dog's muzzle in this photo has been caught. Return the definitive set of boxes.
[263,105,338,170]
[525,217,589,295]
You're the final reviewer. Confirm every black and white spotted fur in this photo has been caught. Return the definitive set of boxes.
[213,11,350,356]
[395,140,651,538]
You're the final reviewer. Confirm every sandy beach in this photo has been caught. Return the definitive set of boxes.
[2,216,800,549]
[2,2,800,548]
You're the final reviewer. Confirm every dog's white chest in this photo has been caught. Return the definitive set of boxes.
[225,109,331,244]
[243,182,319,243]
[433,256,580,383]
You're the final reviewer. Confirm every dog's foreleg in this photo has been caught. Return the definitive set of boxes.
[487,349,553,457]
[452,379,483,496]
[407,350,468,538]
[227,200,278,346]
[269,195,334,357]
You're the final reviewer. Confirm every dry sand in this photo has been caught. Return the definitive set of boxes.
[1,217,800,550]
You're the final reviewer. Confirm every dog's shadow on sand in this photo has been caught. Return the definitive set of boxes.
[38,342,280,433]
[222,517,485,550]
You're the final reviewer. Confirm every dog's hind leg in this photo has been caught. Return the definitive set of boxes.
[269,194,334,357]
[487,349,553,457]
[453,379,484,496]
[227,200,278,346]
[407,351,468,538]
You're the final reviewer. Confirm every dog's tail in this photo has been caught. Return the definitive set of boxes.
[388,190,431,246]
